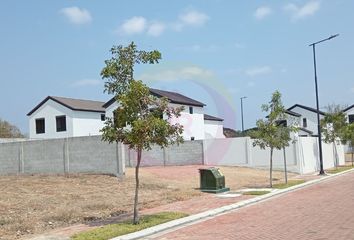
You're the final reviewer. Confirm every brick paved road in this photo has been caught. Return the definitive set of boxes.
[152,172,354,240]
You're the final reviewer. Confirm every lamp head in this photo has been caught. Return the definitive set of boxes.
[328,34,339,40]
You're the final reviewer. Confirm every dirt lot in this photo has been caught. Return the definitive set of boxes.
[0,165,295,240]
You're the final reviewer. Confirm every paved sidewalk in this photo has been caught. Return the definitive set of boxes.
[149,171,354,240]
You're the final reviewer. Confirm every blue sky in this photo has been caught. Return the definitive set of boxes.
[1,0,354,134]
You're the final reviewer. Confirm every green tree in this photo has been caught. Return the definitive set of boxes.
[343,123,354,166]
[100,43,183,224]
[0,119,24,138]
[320,104,347,168]
[101,42,161,96]
[251,91,297,187]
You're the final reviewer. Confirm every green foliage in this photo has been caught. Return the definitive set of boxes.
[242,190,270,196]
[251,91,298,150]
[250,91,298,187]
[320,104,347,144]
[0,119,24,138]
[272,180,305,189]
[71,212,188,240]
[342,123,354,148]
[326,165,354,174]
[100,42,183,224]
[101,80,184,151]
[101,42,161,96]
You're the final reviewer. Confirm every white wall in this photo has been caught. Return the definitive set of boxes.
[345,107,354,121]
[203,136,345,174]
[169,103,205,140]
[290,106,324,135]
[297,137,345,174]
[204,120,225,139]
[29,99,74,139]
[72,111,105,137]
[105,101,119,119]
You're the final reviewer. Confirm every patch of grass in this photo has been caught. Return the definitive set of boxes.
[273,180,305,189]
[326,166,354,174]
[71,212,188,240]
[243,190,270,196]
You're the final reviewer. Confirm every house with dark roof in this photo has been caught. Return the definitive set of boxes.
[104,88,225,140]
[283,104,326,136]
[27,96,106,139]
[28,89,225,140]
[343,104,354,124]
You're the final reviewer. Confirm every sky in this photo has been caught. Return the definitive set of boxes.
[1,0,354,134]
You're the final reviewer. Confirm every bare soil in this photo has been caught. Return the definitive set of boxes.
[0,165,295,240]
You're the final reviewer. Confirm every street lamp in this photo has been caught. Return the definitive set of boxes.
[240,96,247,133]
[309,34,339,175]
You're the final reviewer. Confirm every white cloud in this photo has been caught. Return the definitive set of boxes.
[254,6,272,20]
[117,10,209,37]
[179,10,209,27]
[119,16,147,35]
[71,79,101,87]
[139,66,214,82]
[147,22,166,37]
[284,1,320,20]
[185,44,219,52]
[245,66,272,77]
[60,7,92,25]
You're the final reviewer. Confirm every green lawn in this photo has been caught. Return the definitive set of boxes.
[273,180,305,189]
[242,190,271,196]
[71,212,188,240]
[326,166,354,174]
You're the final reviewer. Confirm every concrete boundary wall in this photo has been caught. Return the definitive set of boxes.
[0,136,346,175]
[0,136,124,176]
[203,137,345,174]
[125,140,203,167]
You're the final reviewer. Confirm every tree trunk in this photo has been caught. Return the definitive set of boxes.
[333,143,338,169]
[270,148,273,188]
[283,147,288,184]
[133,148,142,224]
[351,144,353,167]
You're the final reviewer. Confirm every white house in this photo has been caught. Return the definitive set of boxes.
[27,96,106,139]
[103,88,225,140]
[343,104,354,124]
[285,104,326,136]
[28,89,225,140]
[343,104,354,153]
[204,114,225,139]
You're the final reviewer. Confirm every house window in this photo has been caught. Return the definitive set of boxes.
[276,120,287,127]
[189,106,193,114]
[303,118,307,128]
[191,137,195,141]
[101,114,106,121]
[349,114,354,124]
[35,118,45,134]
[56,115,66,132]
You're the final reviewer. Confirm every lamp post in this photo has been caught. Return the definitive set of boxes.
[240,96,247,133]
[309,34,339,175]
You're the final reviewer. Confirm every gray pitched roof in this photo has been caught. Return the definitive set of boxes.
[288,104,326,115]
[285,110,302,117]
[103,88,206,108]
[204,114,223,121]
[343,104,354,112]
[27,96,105,116]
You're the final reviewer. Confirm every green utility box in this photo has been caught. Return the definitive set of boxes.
[199,167,230,193]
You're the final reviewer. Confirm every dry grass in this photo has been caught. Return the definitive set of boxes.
[0,165,295,240]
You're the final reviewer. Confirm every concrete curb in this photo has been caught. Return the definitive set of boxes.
[111,168,354,240]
